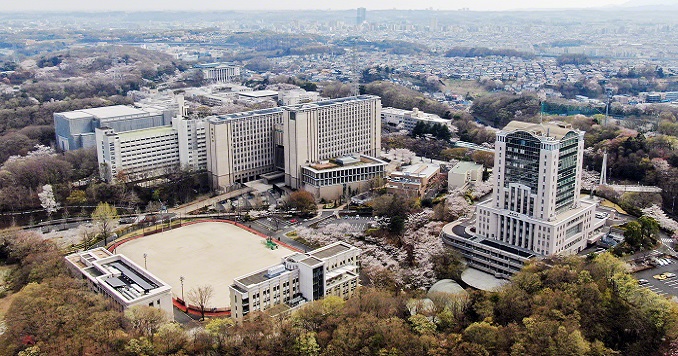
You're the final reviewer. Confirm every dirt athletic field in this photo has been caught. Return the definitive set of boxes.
[116,222,294,308]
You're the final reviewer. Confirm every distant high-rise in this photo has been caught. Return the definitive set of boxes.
[356,7,366,25]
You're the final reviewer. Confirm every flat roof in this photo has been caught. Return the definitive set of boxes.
[238,90,278,98]
[310,243,351,259]
[236,269,272,286]
[396,163,439,178]
[300,257,324,266]
[81,105,148,118]
[450,161,484,174]
[58,105,152,121]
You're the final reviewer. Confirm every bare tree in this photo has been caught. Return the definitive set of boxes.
[187,285,214,321]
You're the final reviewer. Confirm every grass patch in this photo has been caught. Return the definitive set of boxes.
[600,199,628,215]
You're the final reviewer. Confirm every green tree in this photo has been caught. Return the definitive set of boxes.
[91,202,118,245]
[295,331,321,356]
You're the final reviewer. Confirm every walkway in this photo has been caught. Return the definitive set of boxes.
[169,187,252,215]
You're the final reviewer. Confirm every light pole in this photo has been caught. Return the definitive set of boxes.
[143,253,147,269]
[179,276,185,303]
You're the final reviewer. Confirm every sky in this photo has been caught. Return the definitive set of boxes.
[0,0,636,12]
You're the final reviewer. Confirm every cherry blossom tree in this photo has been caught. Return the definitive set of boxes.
[37,184,59,220]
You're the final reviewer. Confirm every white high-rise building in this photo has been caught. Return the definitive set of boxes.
[284,96,381,189]
[207,108,285,188]
[207,95,383,200]
[475,121,595,256]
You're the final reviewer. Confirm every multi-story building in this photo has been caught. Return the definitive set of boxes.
[207,95,382,200]
[301,155,386,200]
[380,107,452,133]
[65,248,173,316]
[386,163,440,198]
[55,104,177,151]
[207,108,285,188]
[96,116,207,182]
[229,241,360,320]
[284,96,382,190]
[443,121,596,277]
[477,121,595,256]
[278,89,322,106]
[448,161,484,190]
[195,62,242,83]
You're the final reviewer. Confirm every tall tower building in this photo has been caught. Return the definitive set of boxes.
[356,7,366,25]
[475,121,595,256]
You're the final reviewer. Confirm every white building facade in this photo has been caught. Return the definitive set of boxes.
[229,242,360,320]
[96,117,207,182]
[65,248,173,316]
[475,121,595,256]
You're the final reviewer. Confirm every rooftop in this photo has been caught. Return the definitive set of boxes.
[450,161,484,174]
[59,105,153,121]
[114,126,177,140]
[310,242,351,259]
[393,163,440,178]
[238,90,278,98]
[299,257,323,267]
[502,120,580,140]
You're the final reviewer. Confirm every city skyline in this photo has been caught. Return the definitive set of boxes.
[0,0,652,12]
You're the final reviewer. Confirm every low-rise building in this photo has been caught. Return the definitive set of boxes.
[278,89,322,106]
[380,107,452,133]
[229,241,361,319]
[65,248,173,316]
[301,155,386,201]
[448,161,484,190]
[195,62,242,83]
[386,163,440,198]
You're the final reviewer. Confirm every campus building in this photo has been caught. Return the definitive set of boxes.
[386,163,440,198]
[55,104,178,151]
[229,241,361,319]
[381,107,452,132]
[448,161,484,190]
[443,121,596,277]
[195,62,242,83]
[301,155,386,201]
[207,95,382,200]
[65,248,173,316]
[207,108,285,188]
[96,116,207,182]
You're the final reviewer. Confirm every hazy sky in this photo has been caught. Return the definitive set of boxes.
[1,0,633,12]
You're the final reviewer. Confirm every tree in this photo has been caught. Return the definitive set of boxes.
[91,202,118,245]
[295,331,321,356]
[124,305,168,341]
[205,318,235,352]
[37,184,59,220]
[287,190,317,216]
[187,285,214,321]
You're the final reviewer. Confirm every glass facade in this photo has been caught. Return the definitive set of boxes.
[503,131,541,190]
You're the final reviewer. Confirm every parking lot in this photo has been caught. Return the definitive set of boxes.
[316,215,377,232]
[634,256,678,298]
